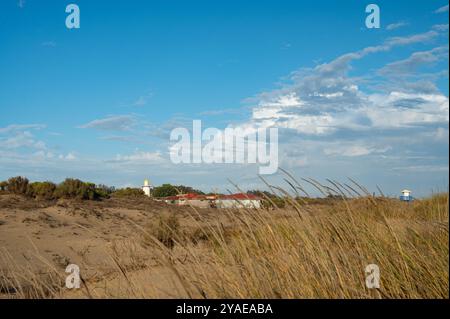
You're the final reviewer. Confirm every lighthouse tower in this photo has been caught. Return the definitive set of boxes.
[142,179,153,197]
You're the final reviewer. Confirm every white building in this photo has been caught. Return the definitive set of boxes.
[401,189,411,197]
[400,189,413,202]
[215,199,262,209]
[159,193,262,209]
[215,194,262,209]
[142,179,154,197]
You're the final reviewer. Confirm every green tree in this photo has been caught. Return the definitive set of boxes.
[152,184,178,198]
[152,184,204,198]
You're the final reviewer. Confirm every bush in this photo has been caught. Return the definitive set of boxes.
[55,178,103,200]
[112,188,145,198]
[95,184,116,198]
[27,182,57,200]
[7,176,29,195]
[0,181,8,192]
[144,213,180,249]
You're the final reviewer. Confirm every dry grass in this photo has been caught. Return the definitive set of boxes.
[0,180,448,299]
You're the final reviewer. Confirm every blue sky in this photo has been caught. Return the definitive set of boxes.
[0,0,448,197]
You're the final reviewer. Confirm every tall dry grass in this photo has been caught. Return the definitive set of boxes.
[1,178,448,299]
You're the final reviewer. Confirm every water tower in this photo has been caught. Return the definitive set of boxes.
[142,179,153,197]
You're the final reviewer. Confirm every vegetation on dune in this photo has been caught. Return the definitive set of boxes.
[151,184,178,198]
[111,187,146,198]
[0,176,138,201]
[0,175,448,299]
[27,182,57,200]
[152,183,205,198]
[143,212,181,249]
[139,192,449,299]
[6,176,29,195]
[54,178,102,200]
[95,184,116,198]
[0,181,8,192]
[3,189,447,299]
[0,177,206,200]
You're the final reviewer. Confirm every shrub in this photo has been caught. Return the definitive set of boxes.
[27,182,57,200]
[0,181,8,192]
[111,187,145,198]
[95,184,116,198]
[55,178,102,200]
[7,176,29,195]
[144,213,180,249]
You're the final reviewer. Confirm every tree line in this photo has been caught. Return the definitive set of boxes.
[0,176,204,200]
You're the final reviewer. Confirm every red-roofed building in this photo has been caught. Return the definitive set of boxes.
[159,193,262,209]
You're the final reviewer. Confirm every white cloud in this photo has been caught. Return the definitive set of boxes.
[324,144,391,157]
[248,85,447,137]
[391,165,448,172]
[0,124,46,134]
[0,131,47,150]
[233,29,448,139]
[384,31,438,47]
[386,22,409,31]
[251,93,337,135]
[435,4,449,13]
[280,148,308,167]
[79,115,136,131]
[378,46,449,76]
[32,151,55,160]
[367,92,449,128]
[58,152,77,161]
[114,151,164,163]
[433,24,449,31]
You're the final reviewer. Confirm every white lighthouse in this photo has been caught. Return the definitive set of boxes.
[142,179,153,197]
